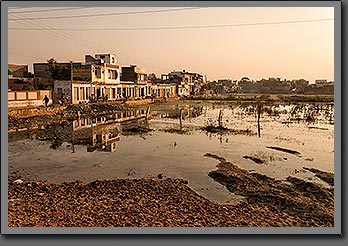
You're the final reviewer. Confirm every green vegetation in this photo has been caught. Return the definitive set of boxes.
[189,94,334,103]
[278,95,334,103]
[160,128,190,134]
[201,125,254,135]
[46,58,71,80]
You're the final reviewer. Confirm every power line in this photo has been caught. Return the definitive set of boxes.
[8,7,94,14]
[9,52,47,60]
[9,18,334,31]
[8,7,205,21]
[9,13,172,72]
[10,13,98,53]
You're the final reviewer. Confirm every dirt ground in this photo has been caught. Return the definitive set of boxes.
[8,157,334,227]
[205,153,334,227]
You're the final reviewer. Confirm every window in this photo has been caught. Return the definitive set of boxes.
[95,68,101,78]
[108,70,111,79]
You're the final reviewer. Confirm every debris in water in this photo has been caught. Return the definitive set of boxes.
[308,126,329,130]
[266,146,301,156]
[243,155,264,165]
[161,128,190,134]
[204,153,226,163]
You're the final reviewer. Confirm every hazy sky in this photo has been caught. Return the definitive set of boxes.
[7,5,334,82]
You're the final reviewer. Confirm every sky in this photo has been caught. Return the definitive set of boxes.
[7,5,334,83]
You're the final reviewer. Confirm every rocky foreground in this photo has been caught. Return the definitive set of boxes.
[8,156,334,227]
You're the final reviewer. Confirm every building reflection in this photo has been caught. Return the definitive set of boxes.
[8,108,150,152]
[72,108,148,152]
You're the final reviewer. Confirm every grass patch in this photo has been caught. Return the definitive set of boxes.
[160,128,190,135]
[201,125,255,135]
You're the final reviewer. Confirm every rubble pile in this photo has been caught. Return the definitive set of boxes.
[8,164,334,227]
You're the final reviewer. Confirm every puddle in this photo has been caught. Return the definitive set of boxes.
[8,101,334,204]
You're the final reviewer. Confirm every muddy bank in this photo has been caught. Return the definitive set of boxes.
[266,146,301,156]
[9,159,334,228]
[8,99,156,130]
[303,167,334,186]
[206,153,334,227]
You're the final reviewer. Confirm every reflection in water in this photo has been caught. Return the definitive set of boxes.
[8,101,335,204]
[72,109,150,152]
[72,117,122,153]
[156,106,203,120]
[9,108,150,153]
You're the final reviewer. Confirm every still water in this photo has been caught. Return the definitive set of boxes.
[8,101,334,204]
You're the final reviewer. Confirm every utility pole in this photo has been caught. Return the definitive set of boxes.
[70,60,73,104]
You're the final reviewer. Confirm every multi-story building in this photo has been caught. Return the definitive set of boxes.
[54,53,122,104]
[161,69,204,96]
[120,65,151,98]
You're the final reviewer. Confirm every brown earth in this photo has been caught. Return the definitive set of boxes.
[8,154,334,227]
[206,153,334,227]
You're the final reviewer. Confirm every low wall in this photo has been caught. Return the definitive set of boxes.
[8,90,52,108]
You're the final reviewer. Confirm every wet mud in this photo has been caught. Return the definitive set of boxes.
[243,155,264,164]
[206,153,334,227]
[266,146,301,156]
[303,167,334,186]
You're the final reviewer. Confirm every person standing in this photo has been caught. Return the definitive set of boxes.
[43,95,49,107]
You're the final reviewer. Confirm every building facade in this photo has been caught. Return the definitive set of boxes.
[161,70,204,96]
[8,64,29,78]
[54,54,124,104]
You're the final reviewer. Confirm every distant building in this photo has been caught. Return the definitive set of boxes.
[161,69,204,96]
[120,65,151,98]
[238,77,291,94]
[305,79,334,94]
[290,79,309,94]
[8,64,29,78]
[8,64,36,91]
[33,61,75,79]
[217,79,239,94]
[315,79,331,88]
